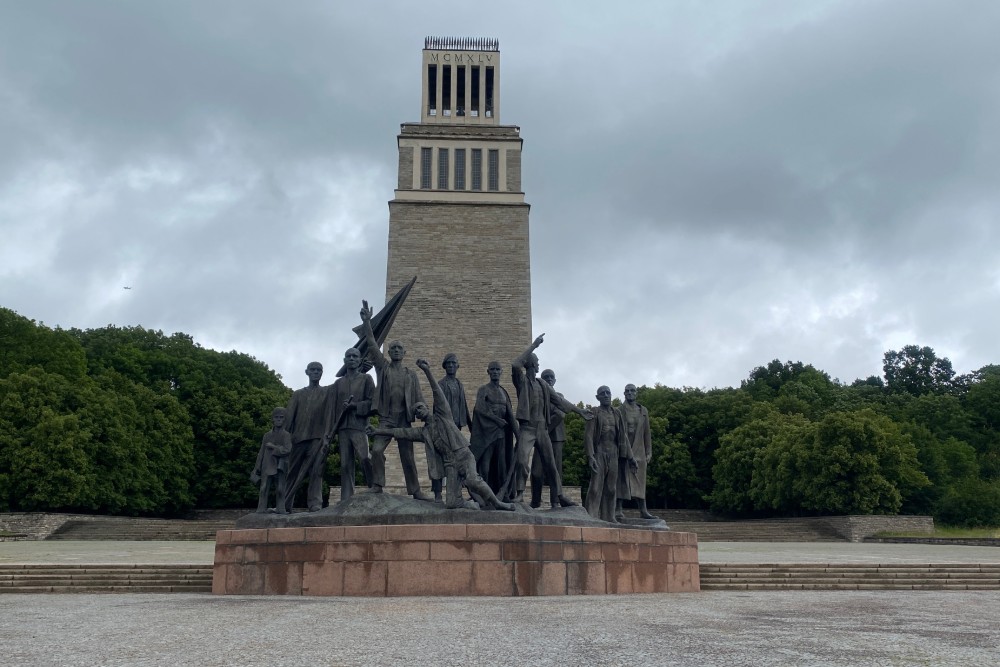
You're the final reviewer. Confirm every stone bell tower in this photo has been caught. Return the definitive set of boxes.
[384,36,531,402]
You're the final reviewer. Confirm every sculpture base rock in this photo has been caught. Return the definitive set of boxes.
[215,493,699,596]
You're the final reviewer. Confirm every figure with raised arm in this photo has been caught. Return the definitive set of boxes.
[360,301,432,501]
[367,359,514,511]
[325,347,375,503]
[470,360,518,497]
[585,385,637,523]
[511,335,591,506]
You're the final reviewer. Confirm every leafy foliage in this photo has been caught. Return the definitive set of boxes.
[4,303,999,524]
[0,309,288,514]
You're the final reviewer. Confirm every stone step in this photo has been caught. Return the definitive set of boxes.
[0,564,212,594]
[700,563,1000,591]
[0,584,211,594]
[701,582,1000,591]
[46,518,234,541]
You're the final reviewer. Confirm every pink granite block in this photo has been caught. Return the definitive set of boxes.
[268,527,306,543]
[580,527,620,543]
[563,542,604,562]
[283,543,327,563]
[530,525,583,542]
[638,544,673,563]
[601,542,639,562]
[343,525,387,542]
[513,561,542,596]
[619,528,654,544]
[605,562,634,594]
[243,544,283,563]
[214,545,243,564]
[304,526,345,542]
[228,563,265,595]
[668,563,699,592]
[230,529,268,545]
[652,530,683,546]
[502,541,533,561]
[539,562,568,596]
[264,562,302,595]
[632,562,669,593]
[211,564,227,594]
[538,541,566,561]
[302,561,345,596]
[371,541,431,561]
[430,540,502,561]
[471,562,514,596]
[566,562,606,595]
[386,524,467,541]
[344,561,387,596]
[466,524,532,541]
[387,561,474,596]
[214,530,232,545]
[674,546,698,564]
[324,541,370,562]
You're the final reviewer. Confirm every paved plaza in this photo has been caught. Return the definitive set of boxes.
[2,540,999,666]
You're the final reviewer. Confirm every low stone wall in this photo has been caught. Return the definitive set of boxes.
[815,515,934,542]
[0,513,77,540]
[865,536,1000,547]
[213,524,699,596]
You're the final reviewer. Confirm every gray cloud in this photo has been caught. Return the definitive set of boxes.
[1,0,999,399]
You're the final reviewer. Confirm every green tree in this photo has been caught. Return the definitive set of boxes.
[883,345,957,396]
[794,410,928,514]
[644,416,700,508]
[710,407,811,515]
[934,478,1000,527]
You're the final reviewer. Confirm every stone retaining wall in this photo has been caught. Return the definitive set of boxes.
[0,513,77,540]
[815,515,934,542]
[213,524,699,596]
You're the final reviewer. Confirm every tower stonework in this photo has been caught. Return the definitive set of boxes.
[385,37,531,406]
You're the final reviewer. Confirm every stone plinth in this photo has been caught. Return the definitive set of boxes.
[213,524,699,596]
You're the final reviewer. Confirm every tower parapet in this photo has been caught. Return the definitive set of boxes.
[421,36,501,125]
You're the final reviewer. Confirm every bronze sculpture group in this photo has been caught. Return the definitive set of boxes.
[251,302,657,524]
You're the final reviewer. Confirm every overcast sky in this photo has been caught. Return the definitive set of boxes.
[2,0,999,402]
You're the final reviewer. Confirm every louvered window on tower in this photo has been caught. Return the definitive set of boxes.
[454,149,466,190]
[488,150,499,191]
[427,65,437,116]
[438,148,449,189]
[421,147,432,189]
[471,149,482,191]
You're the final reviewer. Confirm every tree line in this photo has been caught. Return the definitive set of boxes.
[0,307,290,514]
[2,306,998,525]
[560,350,1000,526]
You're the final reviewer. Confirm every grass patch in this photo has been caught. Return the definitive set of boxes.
[876,526,1000,539]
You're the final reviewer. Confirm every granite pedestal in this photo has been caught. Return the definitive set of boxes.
[213,492,699,596]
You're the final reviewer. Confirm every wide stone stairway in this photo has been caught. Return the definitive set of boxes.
[700,563,1000,590]
[0,564,213,593]
[46,517,234,541]
[4,510,996,594]
[634,510,844,542]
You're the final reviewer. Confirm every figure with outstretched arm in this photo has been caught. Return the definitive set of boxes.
[510,334,592,506]
[367,358,514,511]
